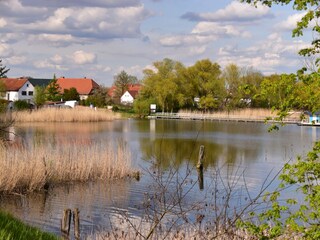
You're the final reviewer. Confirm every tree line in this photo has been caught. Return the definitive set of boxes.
[133,58,319,117]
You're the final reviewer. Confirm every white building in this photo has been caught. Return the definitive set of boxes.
[0,78,34,103]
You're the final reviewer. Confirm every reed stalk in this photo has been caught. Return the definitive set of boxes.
[0,141,134,194]
[10,107,121,123]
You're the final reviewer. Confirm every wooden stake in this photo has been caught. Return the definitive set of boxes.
[73,208,80,240]
[197,145,205,169]
[61,209,72,238]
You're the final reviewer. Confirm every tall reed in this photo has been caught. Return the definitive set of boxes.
[11,107,121,123]
[0,141,135,194]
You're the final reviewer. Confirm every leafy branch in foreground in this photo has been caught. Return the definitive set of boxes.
[239,142,320,239]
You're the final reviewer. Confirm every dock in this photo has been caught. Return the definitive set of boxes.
[148,112,299,124]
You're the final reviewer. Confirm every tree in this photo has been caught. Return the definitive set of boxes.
[141,58,181,112]
[46,74,61,101]
[86,86,108,107]
[113,71,138,102]
[33,86,46,108]
[0,59,9,78]
[63,87,80,101]
[183,59,225,111]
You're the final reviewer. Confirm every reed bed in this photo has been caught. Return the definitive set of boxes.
[11,107,121,123]
[178,108,301,122]
[0,141,135,194]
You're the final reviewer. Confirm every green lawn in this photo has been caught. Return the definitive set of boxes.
[0,210,59,240]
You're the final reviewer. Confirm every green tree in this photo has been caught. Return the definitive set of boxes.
[190,59,225,110]
[141,58,182,112]
[63,87,80,101]
[0,60,9,78]
[86,86,107,108]
[113,71,138,102]
[33,86,46,108]
[46,75,61,101]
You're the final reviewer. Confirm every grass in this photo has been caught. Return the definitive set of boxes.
[0,210,58,240]
[0,141,136,194]
[9,107,122,123]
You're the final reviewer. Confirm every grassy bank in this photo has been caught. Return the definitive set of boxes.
[9,107,121,123]
[0,210,58,240]
[0,141,135,194]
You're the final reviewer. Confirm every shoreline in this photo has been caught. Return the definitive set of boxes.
[149,109,302,125]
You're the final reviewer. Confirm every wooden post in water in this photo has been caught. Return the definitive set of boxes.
[197,145,205,190]
[197,145,205,169]
[61,209,72,239]
[73,208,80,240]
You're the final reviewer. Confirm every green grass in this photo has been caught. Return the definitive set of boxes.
[0,210,58,240]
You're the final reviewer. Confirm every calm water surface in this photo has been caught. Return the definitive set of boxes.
[1,119,319,237]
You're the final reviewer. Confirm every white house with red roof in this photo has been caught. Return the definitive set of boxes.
[108,84,141,105]
[57,77,100,100]
[0,78,34,103]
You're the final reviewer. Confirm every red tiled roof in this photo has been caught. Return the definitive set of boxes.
[0,78,28,91]
[108,84,141,97]
[57,78,100,95]
[128,90,139,98]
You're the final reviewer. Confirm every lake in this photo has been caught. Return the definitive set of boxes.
[1,119,319,237]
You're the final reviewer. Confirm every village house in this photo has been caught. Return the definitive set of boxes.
[108,84,141,105]
[0,77,34,103]
[57,77,100,100]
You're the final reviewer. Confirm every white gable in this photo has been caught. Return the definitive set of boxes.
[120,91,134,105]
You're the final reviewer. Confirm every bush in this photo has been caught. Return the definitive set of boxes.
[13,100,32,111]
[0,99,9,113]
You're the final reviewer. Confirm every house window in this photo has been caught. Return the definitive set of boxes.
[22,91,27,96]
[27,84,29,87]
[28,91,33,96]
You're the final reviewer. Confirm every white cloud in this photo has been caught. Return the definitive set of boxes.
[72,50,97,65]
[217,33,308,74]
[0,43,13,57]
[28,33,78,47]
[50,54,63,64]
[277,12,306,31]
[7,55,26,65]
[182,1,272,22]
[0,18,7,28]
[18,5,149,40]
[192,22,251,38]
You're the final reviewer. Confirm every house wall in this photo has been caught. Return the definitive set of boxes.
[120,91,134,104]
[17,81,34,102]
[3,81,35,102]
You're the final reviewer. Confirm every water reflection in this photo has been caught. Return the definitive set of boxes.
[1,120,320,236]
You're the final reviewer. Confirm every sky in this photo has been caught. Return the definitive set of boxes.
[0,0,313,86]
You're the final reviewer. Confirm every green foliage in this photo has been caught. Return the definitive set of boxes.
[0,59,9,78]
[46,74,61,101]
[33,86,46,107]
[113,71,138,101]
[133,96,156,117]
[0,210,58,240]
[13,100,31,111]
[0,99,8,113]
[85,87,108,107]
[62,87,80,101]
[239,139,320,239]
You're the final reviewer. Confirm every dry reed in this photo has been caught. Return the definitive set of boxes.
[0,141,135,194]
[178,108,301,122]
[11,107,121,123]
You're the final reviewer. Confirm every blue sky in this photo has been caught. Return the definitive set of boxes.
[0,0,312,86]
